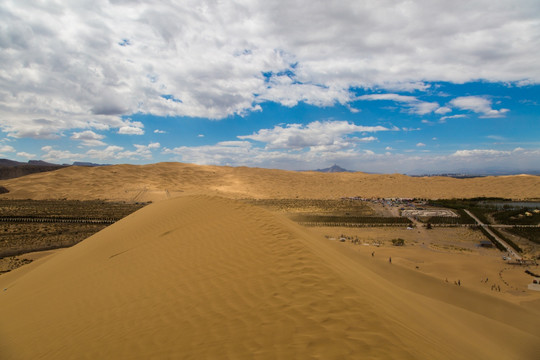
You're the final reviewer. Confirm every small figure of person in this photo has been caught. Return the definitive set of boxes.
[371,251,374,257]
[389,257,392,264]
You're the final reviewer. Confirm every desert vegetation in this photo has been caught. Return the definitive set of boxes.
[241,198,375,216]
[0,200,146,267]
[507,227,540,245]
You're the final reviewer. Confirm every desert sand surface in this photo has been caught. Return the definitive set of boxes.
[1,195,539,359]
[0,162,539,201]
[309,226,540,308]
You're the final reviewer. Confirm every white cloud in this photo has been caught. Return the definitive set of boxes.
[154,129,166,134]
[449,96,509,118]
[41,148,81,163]
[440,114,467,122]
[0,0,538,137]
[162,139,540,174]
[238,121,392,150]
[452,149,511,157]
[17,152,36,158]
[358,136,377,142]
[86,146,125,161]
[87,142,160,160]
[71,130,106,147]
[357,94,441,115]
[118,121,144,135]
[435,106,451,114]
[118,126,144,135]
[41,142,161,162]
[163,141,259,166]
[197,134,205,138]
[0,145,16,153]
[416,143,426,147]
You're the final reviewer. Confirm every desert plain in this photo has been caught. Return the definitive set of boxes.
[0,162,539,359]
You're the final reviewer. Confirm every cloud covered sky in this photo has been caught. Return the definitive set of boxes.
[1,0,539,174]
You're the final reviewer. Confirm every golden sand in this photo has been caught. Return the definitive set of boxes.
[1,195,539,359]
[1,163,539,358]
[0,162,539,201]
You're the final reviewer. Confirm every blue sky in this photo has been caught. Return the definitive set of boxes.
[0,1,539,174]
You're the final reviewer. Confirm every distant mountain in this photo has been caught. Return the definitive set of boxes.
[28,160,61,166]
[0,159,25,167]
[0,159,68,180]
[410,169,540,178]
[313,164,354,173]
[72,161,111,167]
[0,158,115,181]
[0,159,61,167]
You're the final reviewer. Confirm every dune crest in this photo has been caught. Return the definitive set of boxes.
[0,162,539,201]
[1,195,538,359]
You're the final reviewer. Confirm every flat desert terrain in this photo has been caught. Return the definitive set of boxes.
[1,163,539,359]
[0,162,539,201]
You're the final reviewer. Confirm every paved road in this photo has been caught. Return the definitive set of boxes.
[463,210,522,260]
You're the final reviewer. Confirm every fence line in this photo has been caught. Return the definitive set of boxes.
[297,222,412,227]
[0,217,116,224]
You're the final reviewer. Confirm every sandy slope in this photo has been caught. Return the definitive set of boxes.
[0,162,538,201]
[1,195,538,359]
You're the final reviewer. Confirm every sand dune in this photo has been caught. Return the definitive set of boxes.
[1,195,538,359]
[0,162,538,201]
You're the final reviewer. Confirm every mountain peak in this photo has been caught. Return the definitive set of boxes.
[314,164,352,173]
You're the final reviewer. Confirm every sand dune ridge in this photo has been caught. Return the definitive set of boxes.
[1,195,538,359]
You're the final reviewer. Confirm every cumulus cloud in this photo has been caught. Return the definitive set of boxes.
[238,121,392,150]
[71,130,106,147]
[449,96,509,118]
[118,121,144,135]
[0,0,538,138]
[440,114,467,122]
[41,148,81,163]
[41,142,160,162]
[416,143,426,147]
[163,139,540,174]
[118,126,144,135]
[154,129,166,134]
[435,106,452,114]
[163,141,259,166]
[87,142,160,160]
[358,136,377,142]
[452,149,512,157]
[357,94,441,115]
[17,152,36,158]
[0,145,16,153]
